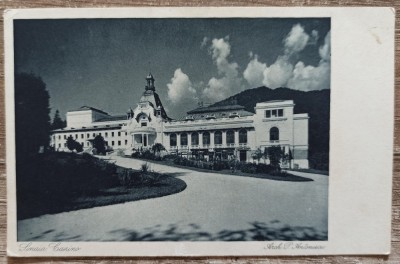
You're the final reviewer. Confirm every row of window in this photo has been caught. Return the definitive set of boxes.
[56,131,127,141]
[57,139,128,148]
[170,127,280,146]
[170,129,248,147]
[265,109,284,118]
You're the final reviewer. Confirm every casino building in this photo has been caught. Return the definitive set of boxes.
[50,74,310,168]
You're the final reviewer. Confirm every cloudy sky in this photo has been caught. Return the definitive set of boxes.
[14,18,330,119]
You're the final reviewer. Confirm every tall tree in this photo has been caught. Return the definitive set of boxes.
[15,73,50,161]
[93,135,106,155]
[151,143,165,155]
[51,109,66,130]
[66,136,76,151]
[266,146,284,169]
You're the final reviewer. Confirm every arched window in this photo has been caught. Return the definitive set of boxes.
[180,133,188,146]
[191,132,199,146]
[214,131,222,145]
[226,130,235,144]
[170,133,177,146]
[203,132,210,145]
[239,129,247,144]
[270,127,279,141]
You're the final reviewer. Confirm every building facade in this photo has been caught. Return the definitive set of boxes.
[51,74,309,168]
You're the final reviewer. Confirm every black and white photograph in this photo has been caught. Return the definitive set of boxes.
[5,7,394,256]
[13,16,330,242]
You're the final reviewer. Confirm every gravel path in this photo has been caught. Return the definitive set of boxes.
[18,156,328,241]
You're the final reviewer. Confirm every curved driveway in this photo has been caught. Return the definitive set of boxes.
[18,156,328,241]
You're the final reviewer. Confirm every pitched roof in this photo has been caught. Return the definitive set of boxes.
[69,106,109,115]
[175,108,254,122]
[94,115,127,122]
[187,104,246,114]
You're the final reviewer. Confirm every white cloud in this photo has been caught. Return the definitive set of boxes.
[243,26,331,91]
[287,60,330,91]
[263,55,294,88]
[167,68,197,104]
[284,24,310,55]
[200,37,208,49]
[287,31,331,91]
[243,54,267,88]
[309,30,319,45]
[202,37,243,101]
[319,31,331,61]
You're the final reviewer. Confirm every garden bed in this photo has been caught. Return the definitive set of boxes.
[129,155,313,182]
[17,152,186,220]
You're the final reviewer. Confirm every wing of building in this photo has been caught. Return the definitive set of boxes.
[50,74,309,168]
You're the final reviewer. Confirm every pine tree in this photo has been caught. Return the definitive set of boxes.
[51,109,66,130]
[15,73,50,161]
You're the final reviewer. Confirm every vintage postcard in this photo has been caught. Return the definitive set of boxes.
[5,7,394,256]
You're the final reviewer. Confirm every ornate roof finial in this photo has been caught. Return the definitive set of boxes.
[145,72,155,91]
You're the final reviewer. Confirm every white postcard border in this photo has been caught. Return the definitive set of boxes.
[5,7,395,256]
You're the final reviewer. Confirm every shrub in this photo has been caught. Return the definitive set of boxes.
[240,163,257,174]
[142,150,156,160]
[256,163,276,174]
[141,162,150,173]
[163,154,177,160]
[118,169,142,187]
[93,135,106,155]
[74,142,83,153]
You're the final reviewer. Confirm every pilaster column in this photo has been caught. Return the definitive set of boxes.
[177,133,181,148]
[188,133,192,148]
[234,130,239,146]
[222,131,227,146]
[199,132,203,147]
[210,131,215,147]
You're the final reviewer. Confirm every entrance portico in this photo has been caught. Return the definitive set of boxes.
[131,127,156,150]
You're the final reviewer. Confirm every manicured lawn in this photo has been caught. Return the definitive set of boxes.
[16,152,186,220]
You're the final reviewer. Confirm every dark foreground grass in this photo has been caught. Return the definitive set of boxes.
[17,152,187,220]
[62,176,186,217]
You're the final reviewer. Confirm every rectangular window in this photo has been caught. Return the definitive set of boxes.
[271,109,277,117]
[87,142,90,147]
[58,143,61,148]
[93,133,95,137]
[59,135,61,140]
[112,141,115,146]
[105,132,108,137]
[118,140,121,146]
[118,132,121,136]
[265,110,271,118]
[87,133,90,138]
[278,109,283,117]
[125,132,128,136]
[125,140,128,145]
[112,132,114,137]
[81,134,84,139]
[141,122,147,127]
